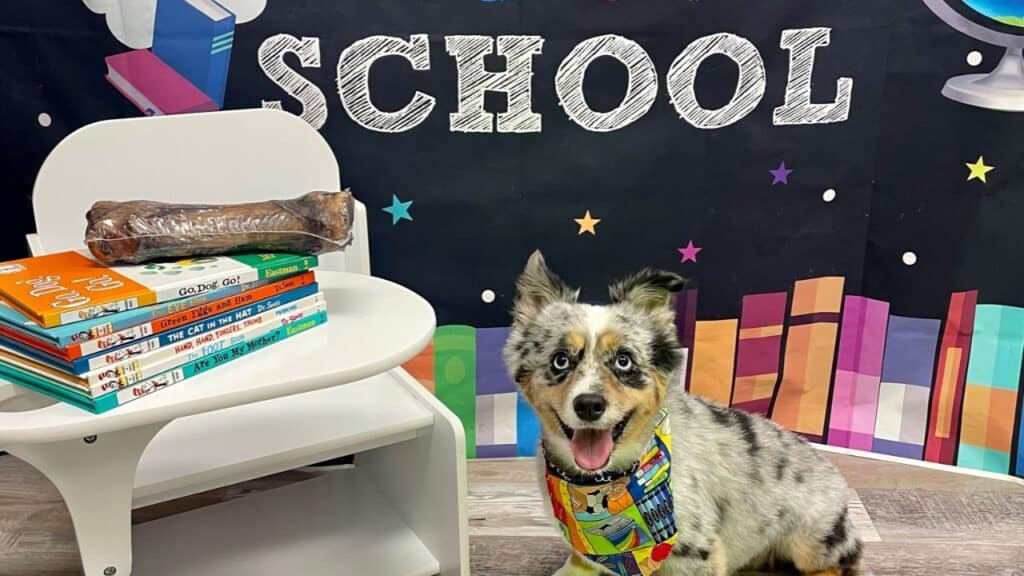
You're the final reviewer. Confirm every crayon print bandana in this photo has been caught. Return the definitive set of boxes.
[544,410,676,576]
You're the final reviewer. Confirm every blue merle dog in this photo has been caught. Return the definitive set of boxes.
[503,251,862,576]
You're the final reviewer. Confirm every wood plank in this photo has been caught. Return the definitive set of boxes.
[1,453,1022,575]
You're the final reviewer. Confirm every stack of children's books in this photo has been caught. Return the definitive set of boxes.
[0,251,327,413]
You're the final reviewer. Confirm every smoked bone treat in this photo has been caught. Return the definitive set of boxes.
[85,191,354,264]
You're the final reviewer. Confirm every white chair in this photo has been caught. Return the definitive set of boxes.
[0,108,468,576]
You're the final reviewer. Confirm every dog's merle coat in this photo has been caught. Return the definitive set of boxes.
[503,251,862,576]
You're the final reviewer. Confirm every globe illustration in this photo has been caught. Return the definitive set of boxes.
[963,0,1024,28]
[922,0,1024,111]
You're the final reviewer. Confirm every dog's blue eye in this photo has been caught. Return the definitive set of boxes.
[552,352,571,371]
[615,353,633,371]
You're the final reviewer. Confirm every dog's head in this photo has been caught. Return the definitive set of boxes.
[503,250,684,476]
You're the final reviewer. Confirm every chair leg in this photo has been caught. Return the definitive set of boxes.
[6,422,167,576]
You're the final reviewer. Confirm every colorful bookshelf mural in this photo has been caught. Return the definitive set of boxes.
[403,277,1024,479]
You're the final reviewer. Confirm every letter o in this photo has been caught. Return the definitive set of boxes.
[667,33,767,130]
[554,35,658,132]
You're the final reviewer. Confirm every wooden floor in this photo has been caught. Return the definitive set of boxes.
[0,452,1021,575]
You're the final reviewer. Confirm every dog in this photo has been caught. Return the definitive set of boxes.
[503,251,862,576]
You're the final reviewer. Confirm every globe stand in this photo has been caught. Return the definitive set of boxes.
[942,47,1024,112]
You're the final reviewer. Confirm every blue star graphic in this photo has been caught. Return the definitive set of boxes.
[382,194,414,225]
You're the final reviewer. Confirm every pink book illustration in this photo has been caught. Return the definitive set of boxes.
[104,49,218,116]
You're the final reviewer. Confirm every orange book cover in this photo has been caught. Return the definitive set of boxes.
[0,251,318,328]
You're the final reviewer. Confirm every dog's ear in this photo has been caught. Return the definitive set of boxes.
[609,269,686,312]
[511,250,579,326]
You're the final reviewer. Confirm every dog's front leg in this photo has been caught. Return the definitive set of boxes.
[656,532,729,576]
[651,502,733,573]
[553,552,613,576]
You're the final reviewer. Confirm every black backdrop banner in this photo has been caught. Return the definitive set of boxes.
[2,0,1022,475]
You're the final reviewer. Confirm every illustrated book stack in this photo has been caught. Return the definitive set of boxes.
[104,0,235,115]
[0,251,327,413]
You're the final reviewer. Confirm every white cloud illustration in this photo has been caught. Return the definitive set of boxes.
[84,0,267,49]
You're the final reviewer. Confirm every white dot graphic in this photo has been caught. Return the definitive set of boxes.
[967,51,983,67]
[823,188,837,203]
[902,251,917,266]
[37,113,52,127]
[481,289,496,303]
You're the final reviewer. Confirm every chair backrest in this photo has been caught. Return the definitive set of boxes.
[29,108,369,274]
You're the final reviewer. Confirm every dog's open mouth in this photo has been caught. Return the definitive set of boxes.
[555,411,633,471]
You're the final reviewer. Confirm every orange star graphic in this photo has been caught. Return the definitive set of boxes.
[574,210,601,235]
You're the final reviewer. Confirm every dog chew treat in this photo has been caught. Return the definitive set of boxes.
[84,191,354,264]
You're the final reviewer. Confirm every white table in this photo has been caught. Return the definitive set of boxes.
[0,271,469,576]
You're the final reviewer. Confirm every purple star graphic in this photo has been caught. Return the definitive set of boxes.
[678,241,702,263]
[769,162,793,185]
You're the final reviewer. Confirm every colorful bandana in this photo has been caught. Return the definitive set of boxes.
[544,411,676,576]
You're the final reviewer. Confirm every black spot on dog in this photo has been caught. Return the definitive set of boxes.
[734,409,760,457]
[822,510,849,550]
[794,471,805,484]
[517,340,541,360]
[618,367,648,389]
[672,542,710,561]
[549,368,570,385]
[705,402,733,426]
[776,456,788,481]
[776,507,788,522]
[514,366,530,382]
[839,540,863,567]
[650,330,682,374]
[689,517,702,533]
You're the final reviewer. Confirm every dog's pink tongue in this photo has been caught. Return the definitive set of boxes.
[570,429,614,470]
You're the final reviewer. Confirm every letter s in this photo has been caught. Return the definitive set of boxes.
[259,34,328,130]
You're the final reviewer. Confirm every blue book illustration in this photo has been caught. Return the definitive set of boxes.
[0,284,319,375]
[152,0,236,107]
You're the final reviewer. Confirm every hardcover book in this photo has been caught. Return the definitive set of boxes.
[0,293,326,397]
[152,0,236,107]
[0,310,328,414]
[0,283,320,374]
[0,251,317,328]
[0,271,315,357]
[105,49,218,116]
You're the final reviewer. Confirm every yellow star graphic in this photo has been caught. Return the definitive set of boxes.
[966,156,995,183]
[574,210,601,236]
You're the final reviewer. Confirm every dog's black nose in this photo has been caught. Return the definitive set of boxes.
[573,394,607,422]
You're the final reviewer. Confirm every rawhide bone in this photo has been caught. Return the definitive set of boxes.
[84,191,354,264]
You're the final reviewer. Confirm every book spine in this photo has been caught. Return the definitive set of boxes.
[259,255,320,280]
[101,310,328,413]
[146,255,317,306]
[71,272,315,358]
[85,291,324,390]
[207,17,235,107]
[59,276,268,347]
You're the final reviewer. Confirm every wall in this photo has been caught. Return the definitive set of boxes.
[1,0,1022,478]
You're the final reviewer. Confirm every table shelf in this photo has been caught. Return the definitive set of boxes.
[134,372,434,507]
[133,468,440,576]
